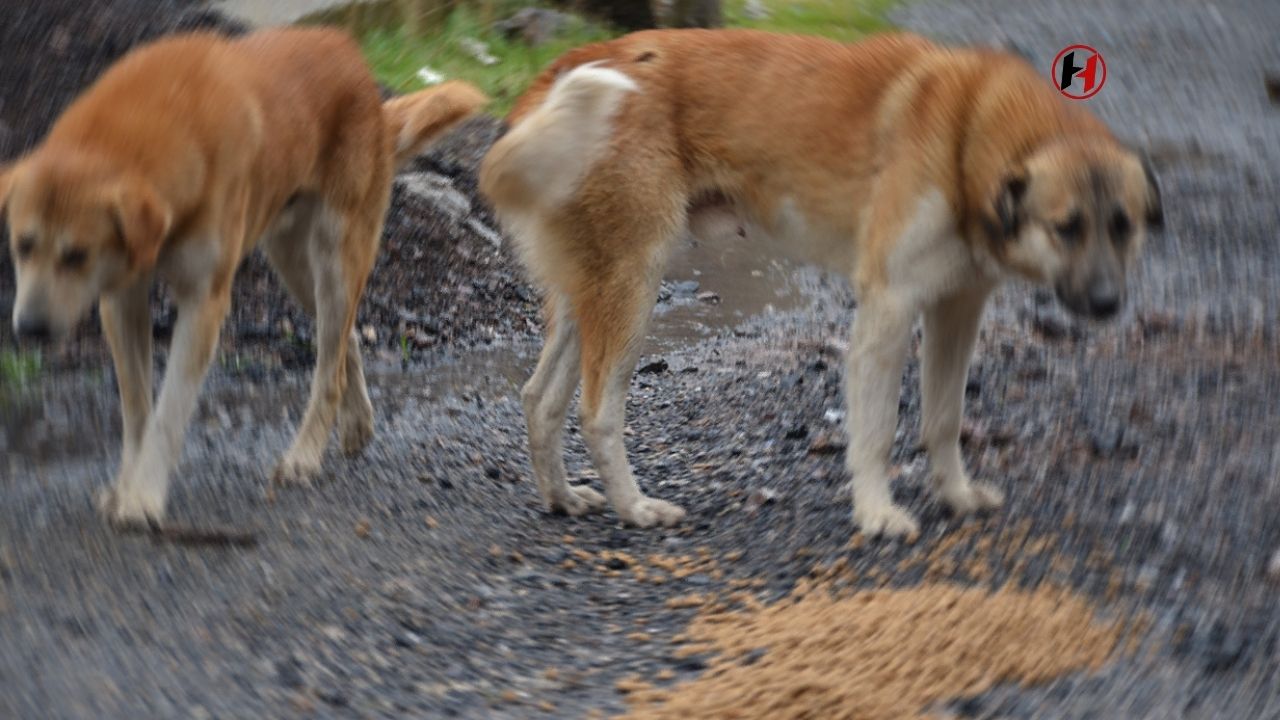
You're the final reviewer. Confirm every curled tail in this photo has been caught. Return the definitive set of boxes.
[479,62,637,213]
[383,80,489,170]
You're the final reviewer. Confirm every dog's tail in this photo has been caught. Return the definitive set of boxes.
[383,81,489,170]
[479,62,637,213]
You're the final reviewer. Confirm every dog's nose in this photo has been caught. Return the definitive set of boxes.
[1086,282,1121,320]
[14,316,51,342]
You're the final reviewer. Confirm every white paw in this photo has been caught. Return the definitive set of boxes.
[272,454,321,486]
[338,410,375,456]
[853,501,919,540]
[547,484,608,516]
[938,480,1004,516]
[97,483,165,529]
[617,496,686,529]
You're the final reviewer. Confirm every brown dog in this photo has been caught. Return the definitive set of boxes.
[480,30,1161,536]
[1,28,487,527]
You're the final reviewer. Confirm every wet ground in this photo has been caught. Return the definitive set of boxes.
[3,0,1279,717]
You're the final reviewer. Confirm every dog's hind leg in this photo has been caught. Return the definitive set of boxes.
[272,202,379,484]
[263,198,375,461]
[575,256,686,529]
[335,325,374,456]
[921,286,1003,515]
[521,295,606,515]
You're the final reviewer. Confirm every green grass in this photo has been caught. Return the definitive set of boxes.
[335,2,614,115]
[724,0,897,41]
[307,0,896,116]
[0,349,42,391]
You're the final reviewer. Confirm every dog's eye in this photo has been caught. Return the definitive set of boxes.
[1110,209,1131,241]
[1054,212,1083,243]
[15,235,36,259]
[59,247,88,271]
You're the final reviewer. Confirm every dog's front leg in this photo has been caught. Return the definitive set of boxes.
[99,287,231,527]
[98,277,153,482]
[921,286,1003,516]
[845,294,918,538]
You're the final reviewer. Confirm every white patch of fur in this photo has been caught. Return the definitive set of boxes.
[883,189,985,306]
[486,62,637,214]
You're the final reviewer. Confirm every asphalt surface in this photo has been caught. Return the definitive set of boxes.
[2,0,1279,718]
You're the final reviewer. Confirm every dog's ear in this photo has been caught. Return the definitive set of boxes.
[114,178,172,270]
[993,171,1028,239]
[1140,155,1163,228]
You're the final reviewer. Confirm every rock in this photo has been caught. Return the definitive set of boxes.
[1202,620,1247,673]
[394,631,421,648]
[746,487,780,512]
[671,280,701,298]
[1089,424,1137,459]
[638,358,669,374]
[674,655,708,672]
[696,291,721,304]
[784,424,808,440]
[415,66,446,85]
[318,689,349,708]
[1268,548,1280,579]
[495,7,572,47]
[808,432,846,455]
[457,37,497,66]
[1030,311,1078,341]
[396,172,471,220]
[1267,72,1280,106]
[743,0,770,20]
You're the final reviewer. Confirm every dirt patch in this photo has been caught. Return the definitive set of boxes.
[612,525,1151,719]
[619,579,1134,720]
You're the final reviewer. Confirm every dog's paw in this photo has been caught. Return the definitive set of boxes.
[547,484,607,516]
[853,502,919,540]
[338,411,375,456]
[272,455,321,486]
[617,496,686,529]
[97,484,164,530]
[939,480,1004,516]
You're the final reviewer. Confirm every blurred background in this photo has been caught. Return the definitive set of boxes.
[1,0,1277,718]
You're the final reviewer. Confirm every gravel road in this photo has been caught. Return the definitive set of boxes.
[2,0,1278,717]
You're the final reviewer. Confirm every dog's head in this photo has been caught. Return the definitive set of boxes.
[984,139,1162,320]
[1,153,170,342]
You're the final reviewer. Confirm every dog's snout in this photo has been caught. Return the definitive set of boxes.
[14,315,52,342]
[1086,279,1121,320]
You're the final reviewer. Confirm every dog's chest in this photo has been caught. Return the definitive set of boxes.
[157,236,223,299]
[883,189,985,304]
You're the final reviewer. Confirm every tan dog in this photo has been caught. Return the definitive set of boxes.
[1,28,487,527]
[480,30,1161,536]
